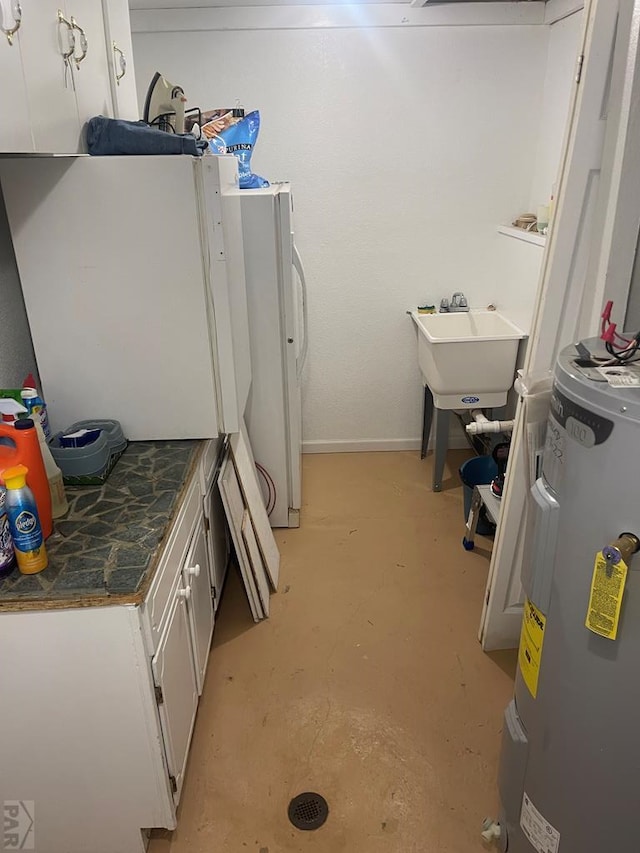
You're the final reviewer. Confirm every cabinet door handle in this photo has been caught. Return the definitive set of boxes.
[70,16,87,69]
[1,0,22,46]
[112,41,126,83]
[57,9,75,63]
[178,586,192,600]
[187,564,201,578]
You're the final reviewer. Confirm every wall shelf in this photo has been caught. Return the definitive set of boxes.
[497,225,546,247]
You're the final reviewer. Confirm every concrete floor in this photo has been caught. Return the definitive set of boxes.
[150,450,517,853]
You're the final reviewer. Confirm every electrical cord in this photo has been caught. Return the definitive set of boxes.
[255,462,277,516]
[599,300,640,364]
[255,463,273,513]
[261,465,277,516]
[148,113,177,133]
[604,333,640,364]
[601,300,633,347]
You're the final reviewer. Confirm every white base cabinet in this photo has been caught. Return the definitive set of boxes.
[0,441,228,853]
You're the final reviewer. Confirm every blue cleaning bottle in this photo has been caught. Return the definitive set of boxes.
[3,464,48,574]
[21,373,50,439]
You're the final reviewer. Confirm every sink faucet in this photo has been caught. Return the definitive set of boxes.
[449,292,469,313]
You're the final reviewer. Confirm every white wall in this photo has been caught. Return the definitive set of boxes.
[0,193,37,389]
[492,10,583,343]
[530,10,583,212]
[492,235,544,336]
[134,22,549,449]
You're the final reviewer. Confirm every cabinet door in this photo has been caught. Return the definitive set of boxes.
[19,0,81,153]
[151,590,198,804]
[204,481,230,611]
[182,516,214,695]
[101,0,138,120]
[0,17,32,152]
[67,0,113,134]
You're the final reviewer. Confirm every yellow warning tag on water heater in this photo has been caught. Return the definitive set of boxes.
[585,553,627,640]
[518,598,546,699]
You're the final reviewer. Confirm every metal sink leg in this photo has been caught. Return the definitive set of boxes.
[421,384,434,460]
[433,407,450,492]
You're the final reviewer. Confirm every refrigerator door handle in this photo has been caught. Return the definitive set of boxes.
[292,243,309,381]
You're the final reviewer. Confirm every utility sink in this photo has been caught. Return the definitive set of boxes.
[411,310,526,409]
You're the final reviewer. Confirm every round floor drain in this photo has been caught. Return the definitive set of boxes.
[288,792,329,830]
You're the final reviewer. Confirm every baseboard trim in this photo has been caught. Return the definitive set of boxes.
[302,436,470,454]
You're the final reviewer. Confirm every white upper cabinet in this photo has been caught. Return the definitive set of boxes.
[0,0,137,153]
[102,0,139,120]
[17,1,83,153]
[0,6,32,151]
[66,0,114,131]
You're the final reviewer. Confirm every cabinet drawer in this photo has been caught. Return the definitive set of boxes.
[144,477,201,652]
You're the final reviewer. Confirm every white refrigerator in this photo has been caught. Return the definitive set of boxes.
[0,154,251,440]
[241,184,308,528]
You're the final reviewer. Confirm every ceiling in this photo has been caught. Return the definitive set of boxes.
[127,0,548,14]
[128,0,543,6]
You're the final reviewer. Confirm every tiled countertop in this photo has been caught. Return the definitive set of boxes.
[0,440,203,611]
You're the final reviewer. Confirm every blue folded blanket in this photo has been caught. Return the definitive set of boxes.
[86,116,208,156]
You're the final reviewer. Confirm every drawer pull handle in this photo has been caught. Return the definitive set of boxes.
[187,564,201,578]
[70,16,87,68]
[57,9,76,62]
[1,0,22,46]
[178,586,192,601]
[113,41,126,82]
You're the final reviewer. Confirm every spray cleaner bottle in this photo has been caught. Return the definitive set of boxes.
[0,419,53,539]
[21,373,50,439]
[3,464,48,574]
[0,484,16,579]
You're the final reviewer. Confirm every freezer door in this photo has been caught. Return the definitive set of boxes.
[196,156,251,435]
[241,189,290,527]
[0,156,219,440]
[276,187,302,518]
